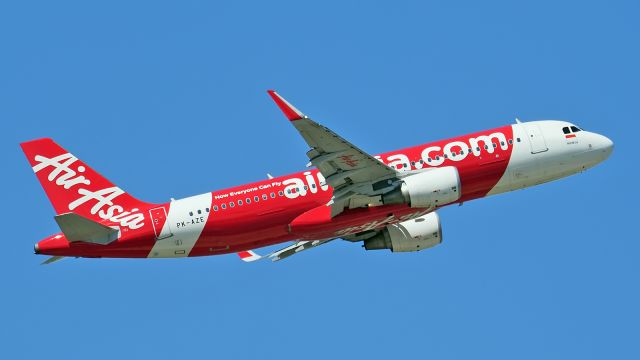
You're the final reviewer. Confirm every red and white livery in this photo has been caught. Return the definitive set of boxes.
[21,91,614,263]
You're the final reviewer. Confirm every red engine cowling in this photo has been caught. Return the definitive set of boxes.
[363,212,442,252]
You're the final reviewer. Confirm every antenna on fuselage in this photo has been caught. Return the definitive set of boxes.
[515,118,522,124]
[267,173,274,180]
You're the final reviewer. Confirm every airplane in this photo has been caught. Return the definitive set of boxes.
[21,90,614,264]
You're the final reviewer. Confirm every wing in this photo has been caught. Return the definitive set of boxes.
[268,239,336,261]
[237,250,262,262]
[236,238,336,262]
[41,256,65,265]
[267,90,400,216]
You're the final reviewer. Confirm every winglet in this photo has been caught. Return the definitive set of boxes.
[237,250,262,262]
[267,90,305,121]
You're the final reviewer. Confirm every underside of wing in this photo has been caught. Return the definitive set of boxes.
[236,238,335,262]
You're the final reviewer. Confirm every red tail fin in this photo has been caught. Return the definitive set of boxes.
[20,138,153,230]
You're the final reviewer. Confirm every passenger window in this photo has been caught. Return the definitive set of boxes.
[246,198,251,204]
[270,192,275,198]
[221,204,226,209]
[189,211,193,216]
[197,209,202,214]
[213,205,219,211]
[484,145,489,150]
[262,194,268,200]
[562,127,571,134]
[476,147,480,151]
[238,200,243,206]
[508,139,513,144]
[311,184,316,188]
[278,191,284,196]
[229,202,235,208]
[517,138,521,142]
[500,141,505,146]
[492,143,497,148]
[254,196,259,202]
[427,157,432,162]
[206,207,210,212]
[571,126,581,133]
[435,156,440,160]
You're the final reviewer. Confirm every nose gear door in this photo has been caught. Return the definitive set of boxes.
[522,123,549,154]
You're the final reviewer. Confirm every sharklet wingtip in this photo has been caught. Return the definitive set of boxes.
[267,90,305,121]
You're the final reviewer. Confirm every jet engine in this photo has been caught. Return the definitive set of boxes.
[382,166,461,208]
[364,212,442,252]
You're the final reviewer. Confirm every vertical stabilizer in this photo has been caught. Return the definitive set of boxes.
[20,138,153,230]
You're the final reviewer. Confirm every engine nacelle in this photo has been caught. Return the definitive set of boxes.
[382,167,461,208]
[363,212,442,252]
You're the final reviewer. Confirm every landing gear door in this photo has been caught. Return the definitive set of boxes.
[522,123,548,154]
[149,207,173,239]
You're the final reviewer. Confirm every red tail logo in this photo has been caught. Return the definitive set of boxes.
[21,139,150,230]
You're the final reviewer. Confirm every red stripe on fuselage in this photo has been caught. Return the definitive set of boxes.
[189,125,515,256]
[37,125,515,258]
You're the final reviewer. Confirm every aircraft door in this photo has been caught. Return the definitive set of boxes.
[149,207,173,239]
[522,123,548,154]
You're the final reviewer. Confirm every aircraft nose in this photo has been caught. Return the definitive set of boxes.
[588,132,614,163]
[596,134,614,159]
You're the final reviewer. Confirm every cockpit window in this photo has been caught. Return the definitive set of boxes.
[562,127,571,134]
[570,126,582,133]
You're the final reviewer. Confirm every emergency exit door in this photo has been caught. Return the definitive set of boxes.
[149,207,172,239]
[522,123,549,154]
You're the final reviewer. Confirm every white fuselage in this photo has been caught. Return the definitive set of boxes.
[489,120,613,195]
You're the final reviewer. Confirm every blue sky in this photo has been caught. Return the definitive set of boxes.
[2,1,638,359]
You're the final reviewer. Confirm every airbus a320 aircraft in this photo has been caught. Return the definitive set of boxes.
[22,91,613,264]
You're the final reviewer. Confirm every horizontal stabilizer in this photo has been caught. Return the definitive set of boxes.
[54,212,119,245]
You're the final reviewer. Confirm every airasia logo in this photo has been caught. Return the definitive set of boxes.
[32,153,145,230]
[281,131,510,199]
[282,171,330,199]
[380,132,510,170]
